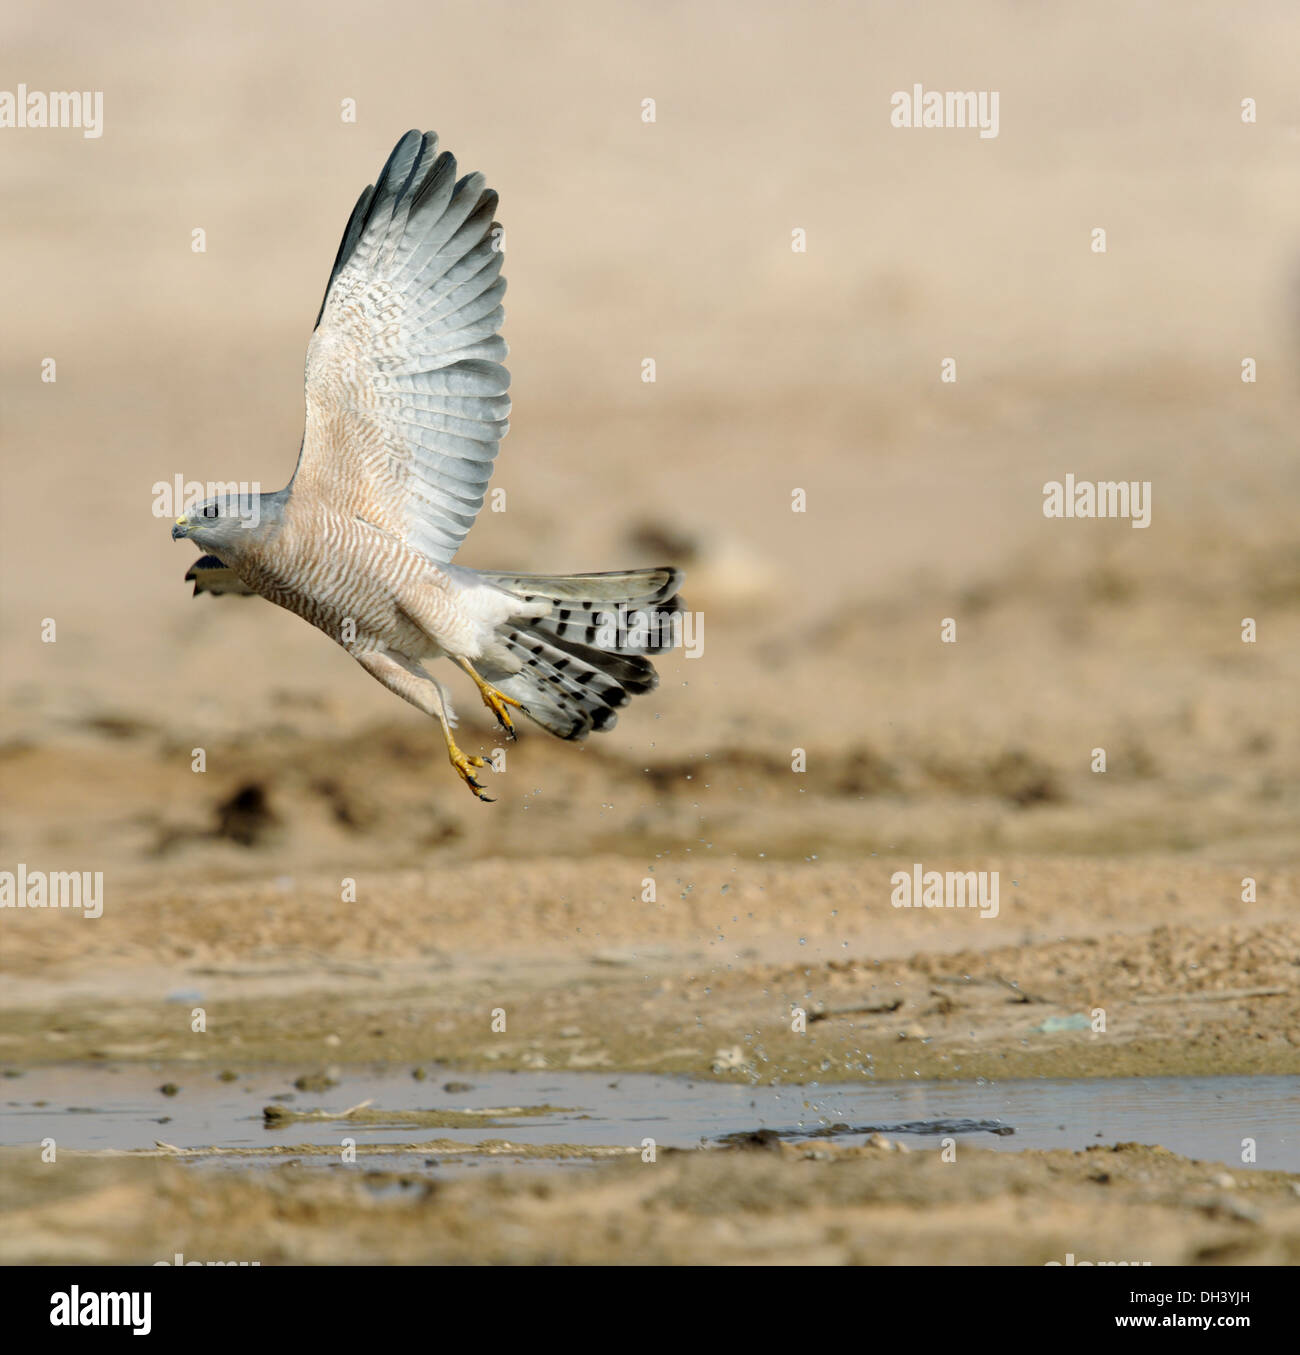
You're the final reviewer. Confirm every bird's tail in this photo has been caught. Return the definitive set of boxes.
[477,567,683,739]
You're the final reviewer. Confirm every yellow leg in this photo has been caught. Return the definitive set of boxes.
[352,648,495,803]
[455,657,523,740]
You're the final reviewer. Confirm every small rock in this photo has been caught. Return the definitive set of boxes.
[294,1070,339,1093]
[711,1045,748,1073]
[725,1128,783,1151]
[591,949,637,967]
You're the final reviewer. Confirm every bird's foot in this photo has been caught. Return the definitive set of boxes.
[479,684,522,740]
[448,743,493,802]
[459,662,523,740]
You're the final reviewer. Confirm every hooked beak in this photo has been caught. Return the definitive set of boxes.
[172,517,188,540]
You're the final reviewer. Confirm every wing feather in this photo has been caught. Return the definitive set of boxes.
[185,555,258,597]
[295,130,510,564]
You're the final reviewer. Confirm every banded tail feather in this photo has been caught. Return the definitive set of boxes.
[477,566,683,652]
[480,566,683,739]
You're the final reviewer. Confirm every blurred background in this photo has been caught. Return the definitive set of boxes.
[2,0,1298,882]
[4,2,1300,1267]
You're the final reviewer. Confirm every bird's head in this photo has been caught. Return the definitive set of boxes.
[171,493,263,554]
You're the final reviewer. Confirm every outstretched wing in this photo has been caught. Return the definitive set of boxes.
[293,130,510,564]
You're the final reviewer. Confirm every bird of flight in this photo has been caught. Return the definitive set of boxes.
[173,130,682,800]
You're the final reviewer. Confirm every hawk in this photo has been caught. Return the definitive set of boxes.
[173,130,682,800]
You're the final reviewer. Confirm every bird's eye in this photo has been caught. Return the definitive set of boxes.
[202,504,219,519]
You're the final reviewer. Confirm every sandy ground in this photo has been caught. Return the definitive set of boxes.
[3,858,1299,1081]
[4,1141,1299,1266]
[2,0,1299,1264]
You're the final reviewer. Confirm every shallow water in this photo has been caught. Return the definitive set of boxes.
[3,1066,1296,1172]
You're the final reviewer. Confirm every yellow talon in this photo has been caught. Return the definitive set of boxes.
[481,686,521,738]
[448,742,493,801]
[456,658,524,740]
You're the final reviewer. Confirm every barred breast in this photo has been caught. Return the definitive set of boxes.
[238,497,475,658]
